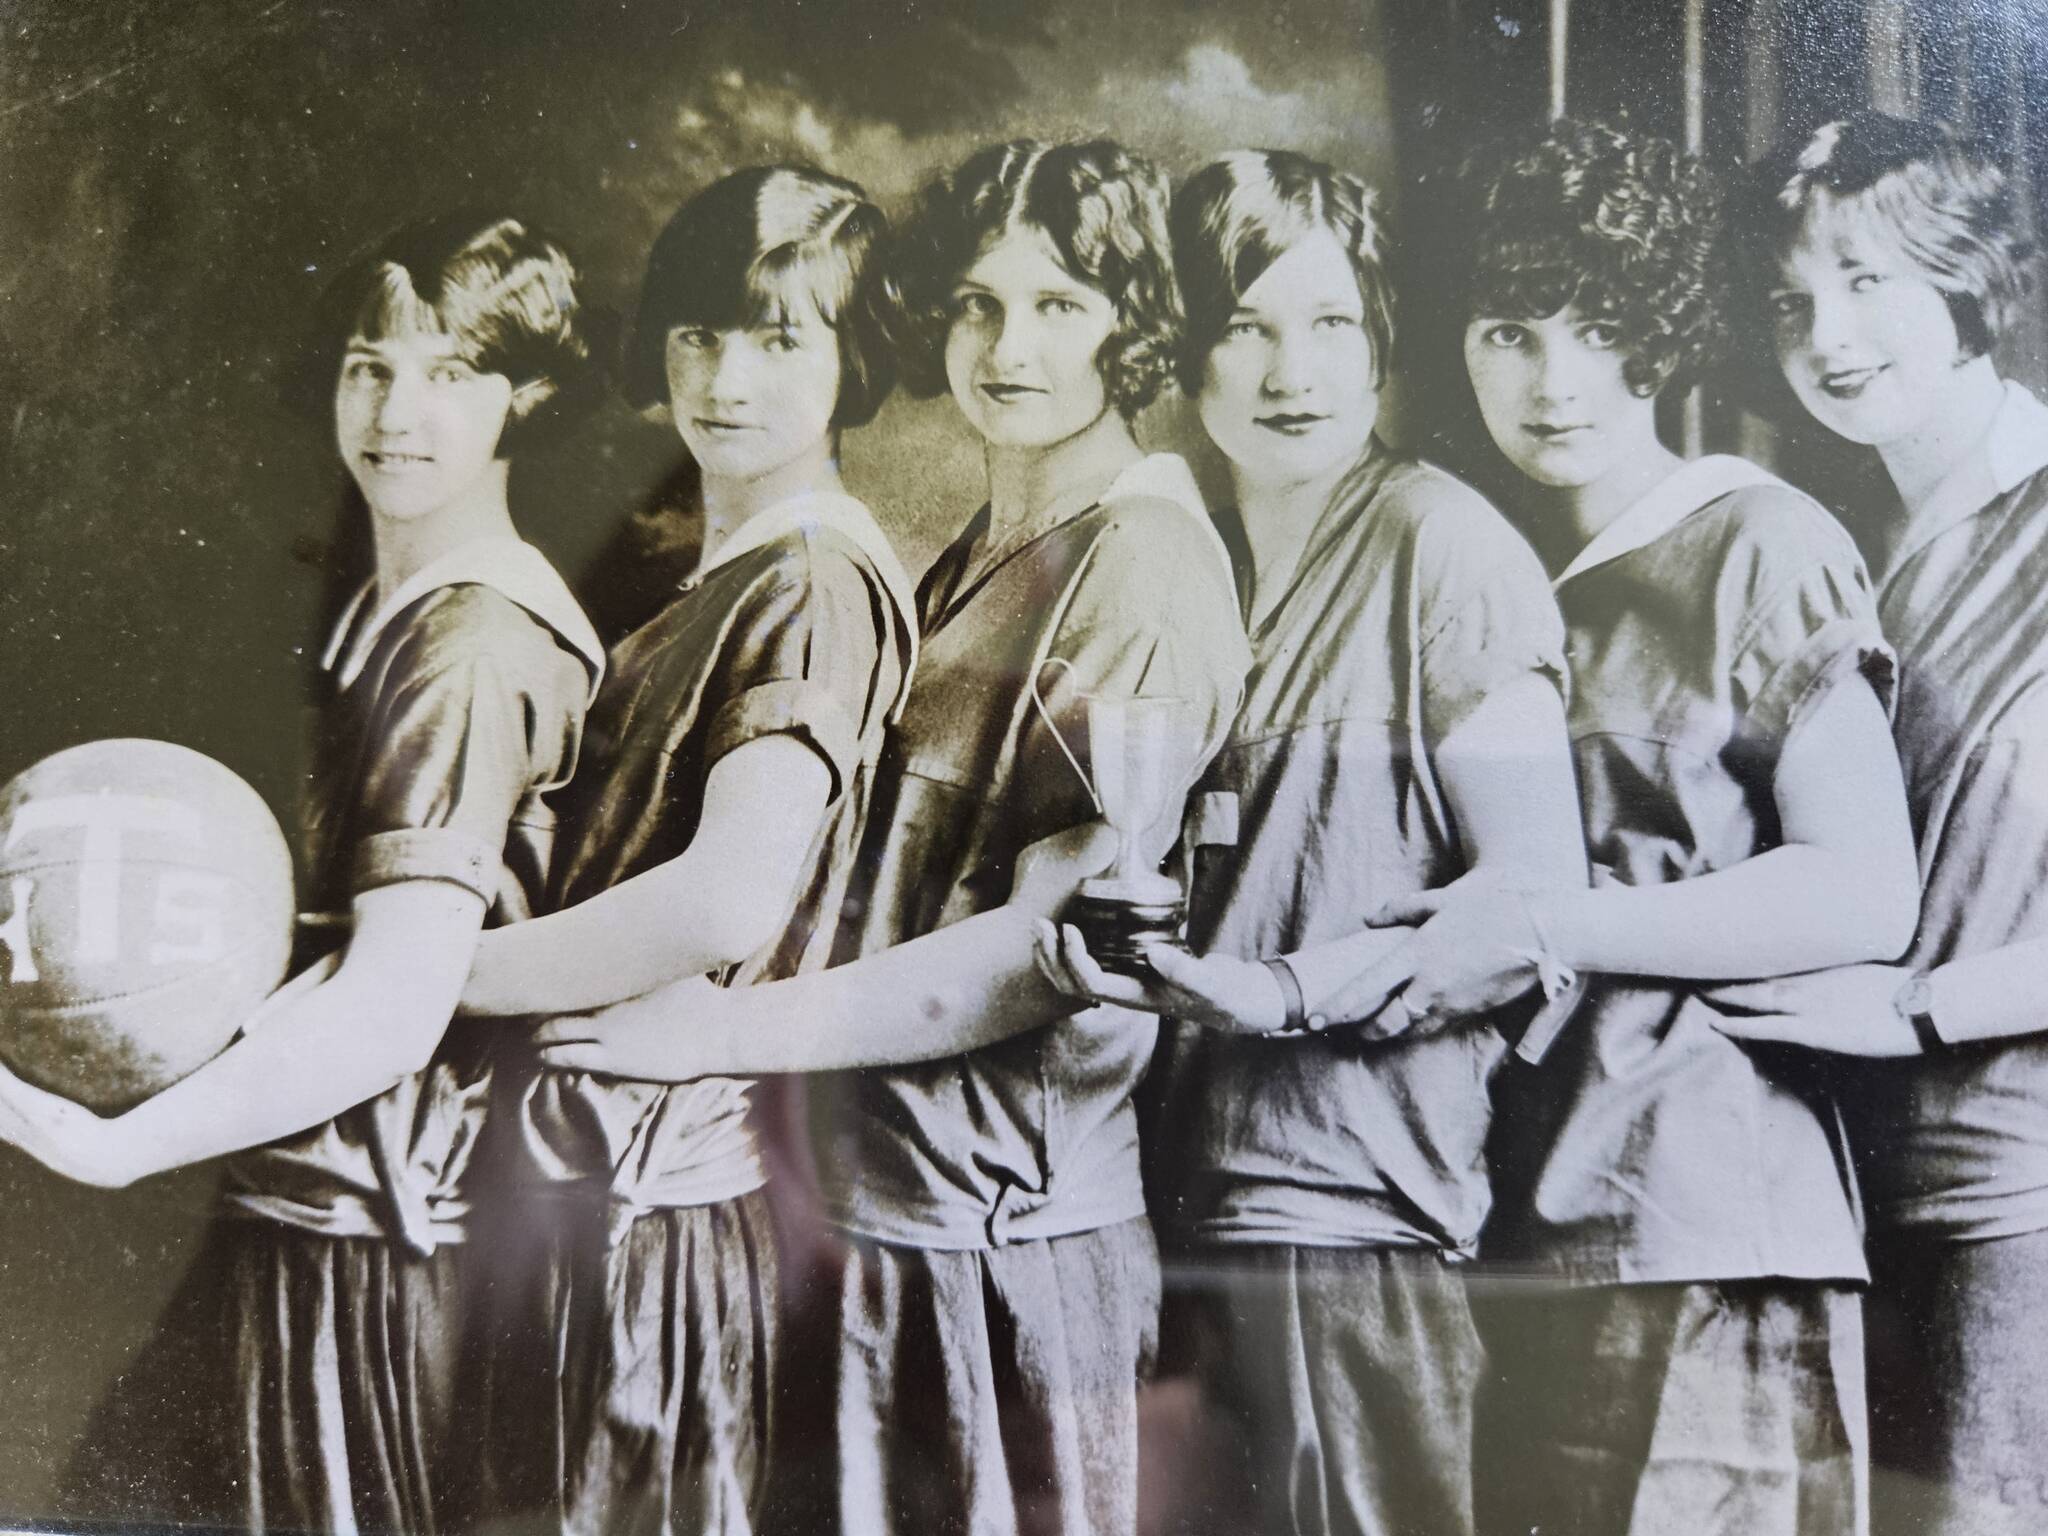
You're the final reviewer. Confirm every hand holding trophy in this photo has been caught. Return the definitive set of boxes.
[1029,658,1227,975]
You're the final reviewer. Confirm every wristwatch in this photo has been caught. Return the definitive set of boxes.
[1893,973,1943,1053]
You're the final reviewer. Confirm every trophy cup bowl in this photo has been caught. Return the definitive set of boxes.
[1032,660,1225,979]
[1067,694,1189,973]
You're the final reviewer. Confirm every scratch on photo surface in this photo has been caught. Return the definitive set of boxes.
[0,0,292,120]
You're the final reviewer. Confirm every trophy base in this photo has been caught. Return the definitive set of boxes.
[1066,888,1186,977]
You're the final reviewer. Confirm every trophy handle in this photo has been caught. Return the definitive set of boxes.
[1028,657,1104,815]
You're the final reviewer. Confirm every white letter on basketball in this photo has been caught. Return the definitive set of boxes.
[150,870,228,966]
[0,877,36,984]
[3,796,205,963]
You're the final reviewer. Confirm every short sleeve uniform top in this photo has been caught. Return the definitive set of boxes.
[819,454,1252,1251]
[499,492,915,1232]
[1161,450,1566,1256]
[222,538,604,1255]
[1485,458,1893,1286]
[1857,382,2048,1243]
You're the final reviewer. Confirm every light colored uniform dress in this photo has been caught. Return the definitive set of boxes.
[478,492,914,1536]
[1853,382,2048,1536]
[1154,448,1566,1536]
[815,454,1250,1536]
[1479,458,1893,1536]
[63,539,603,1536]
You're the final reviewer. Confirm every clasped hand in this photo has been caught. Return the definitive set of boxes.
[1705,963,1922,1057]
[1354,879,1547,1030]
[1031,874,1543,1042]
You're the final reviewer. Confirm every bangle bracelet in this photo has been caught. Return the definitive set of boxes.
[1263,955,1308,1033]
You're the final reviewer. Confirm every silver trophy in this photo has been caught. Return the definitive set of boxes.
[1030,659,1226,974]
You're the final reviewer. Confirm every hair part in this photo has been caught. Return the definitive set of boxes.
[1740,111,2035,359]
[625,165,895,428]
[1450,118,1725,397]
[885,139,1184,418]
[1171,149,1397,395]
[297,213,597,455]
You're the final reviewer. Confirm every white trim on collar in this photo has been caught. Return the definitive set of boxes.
[1100,452,1235,592]
[1986,381,2048,497]
[1553,456,1785,588]
[692,489,921,723]
[1884,382,2048,589]
[323,536,605,701]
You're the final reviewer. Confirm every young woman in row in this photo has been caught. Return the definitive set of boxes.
[1035,149,1588,1536]
[1717,113,2048,1536]
[0,216,608,1533]
[535,140,1250,1536]
[447,167,921,1536]
[1374,120,1921,1536]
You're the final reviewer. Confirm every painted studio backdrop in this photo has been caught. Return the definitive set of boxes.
[2,0,2045,1523]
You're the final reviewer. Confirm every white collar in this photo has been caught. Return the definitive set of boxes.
[1553,455,1786,588]
[322,536,605,701]
[1101,452,1236,593]
[692,489,921,723]
[1888,381,2048,584]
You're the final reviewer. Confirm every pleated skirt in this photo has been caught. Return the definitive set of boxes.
[833,1216,1161,1536]
[62,1216,479,1535]
[477,1187,779,1536]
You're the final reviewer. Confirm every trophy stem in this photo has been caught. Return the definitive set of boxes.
[1111,827,1143,883]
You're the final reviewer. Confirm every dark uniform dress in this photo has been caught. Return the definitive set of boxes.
[1479,458,1894,1536]
[62,537,602,1536]
[816,454,1250,1536]
[476,491,914,1536]
[1157,447,1566,1536]
[1853,382,2048,1536]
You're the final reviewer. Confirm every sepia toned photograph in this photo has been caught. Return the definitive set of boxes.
[2,1,2046,1532]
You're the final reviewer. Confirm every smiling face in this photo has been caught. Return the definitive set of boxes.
[664,301,842,491]
[1769,213,1968,449]
[334,331,517,524]
[1197,231,1379,494]
[943,227,1120,451]
[1462,306,1661,491]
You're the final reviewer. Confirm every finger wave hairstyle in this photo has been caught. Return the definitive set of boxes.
[1171,149,1397,396]
[298,214,598,454]
[625,165,895,429]
[1452,118,1725,398]
[886,139,1183,418]
[1739,111,2035,361]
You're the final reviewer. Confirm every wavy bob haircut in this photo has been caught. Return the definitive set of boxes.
[293,214,598,455]
[1450,119,1725,398]
[1738,111,2034,360]
[1171,150,1397,395]
[885,139,1183,418]
[624,166,895,429]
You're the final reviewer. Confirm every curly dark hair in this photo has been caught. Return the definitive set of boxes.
[1451,118,1725,397]
[1736,112,2035,361]
[883,139,1183,418]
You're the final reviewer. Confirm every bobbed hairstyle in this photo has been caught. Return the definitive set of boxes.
[1171,150,1397,395]
[625,166,895,429]
[1738,111,2034,360]
[1450,118,1725,397]
[295,213,598,455]
[885,139,1183,418]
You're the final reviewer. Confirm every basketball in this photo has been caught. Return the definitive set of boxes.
[0,739,296,1113]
